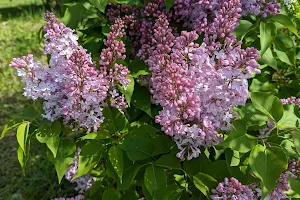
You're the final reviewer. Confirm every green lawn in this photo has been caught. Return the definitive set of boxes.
[0,0,44,8]
[0,2,75,199]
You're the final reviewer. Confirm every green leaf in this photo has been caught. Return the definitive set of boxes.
[89,0,109,12]
[274,48,295,65]
[225,149,240,167]
[165,0,175,10]
[221,120,257,153]
[288,177,300,195]
[17,122,30,154]
[102,188,120,200]
[260,21,277,56]
[118,77,135,105]
[153,184,182,200]
[249,145,288,192]
[47,139,76,183]
[122,128,153,161]
[109,145,124,183]
[131,83,151,116]
[80,129,110,140]
[17,139,30,175]
[144,165,167,196]
[102,107,128,134]
[128,59,150,78]
[259,48,277,70]
[277,104,300,129]
[270,14,299,37]
[75,141,105,178]
[155,153,181,169]
[121,189,137,200]
[46,136,60,158]
[1,119,22,139]
[233,20,253,39]
[118,165,140,190]
[62,4,88,29]
[193,173,217,197]
[292,130,300,154]
[250,92,283,122]
[235,103,269,130]
[35,123,61,158]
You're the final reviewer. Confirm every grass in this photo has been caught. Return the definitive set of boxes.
[0,2,76,200]
[0,0,44,8]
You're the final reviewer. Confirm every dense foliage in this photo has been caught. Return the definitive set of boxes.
[2,0,300,199]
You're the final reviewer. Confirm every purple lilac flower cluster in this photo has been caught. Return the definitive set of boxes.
[106,0,263,160]
[211,177,254,200]
[10,12,131,131]
[213,158,300,200]
[281,96,300,105]
[99,18,131,109]
[146,14,260,160]
[240,0,280,17]
[64,148,95,194]
[55,195,84,200]
[173,0,242,38]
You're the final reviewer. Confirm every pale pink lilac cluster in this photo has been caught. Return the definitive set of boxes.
[99,18,130,109]
[211,177,254,200]
[10,12,131,131]
[147,14,260,160]
[240,0,280,17]
[281,96,300,105]
[65,148,95,194]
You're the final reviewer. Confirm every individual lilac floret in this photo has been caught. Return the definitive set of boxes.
[99,18,131,109]
[65,148,95,194]
[147,14,260,160]
[240,0,280,17]
[211,177,254,200]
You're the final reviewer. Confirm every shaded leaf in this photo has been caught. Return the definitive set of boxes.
[108,145,124,182]
[144,165,167,196]
[75,141,105,178]
[193,173,217,197]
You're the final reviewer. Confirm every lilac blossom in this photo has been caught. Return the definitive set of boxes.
[99,18,131,109]
[55,195,84,200]
[147,14,260,160]
[211,177,254,200]
[240,0,280,17]
[174,0,242,38]
[10,12,131,131]
[281,96,300,106]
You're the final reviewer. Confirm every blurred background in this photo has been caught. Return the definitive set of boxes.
[0,1,77,199]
